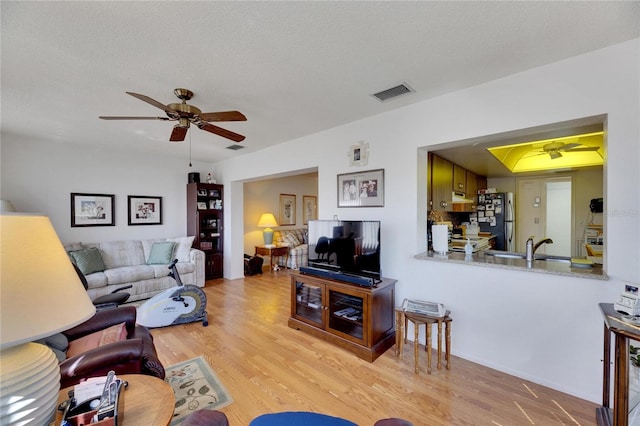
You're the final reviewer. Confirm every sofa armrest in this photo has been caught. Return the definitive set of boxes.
[63,306,137,340]
[190,248,205,287]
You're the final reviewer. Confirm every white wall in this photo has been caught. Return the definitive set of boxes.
[215,39,640,402]
[0,138,213,243]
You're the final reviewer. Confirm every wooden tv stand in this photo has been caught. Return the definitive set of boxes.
[288,271,396,362]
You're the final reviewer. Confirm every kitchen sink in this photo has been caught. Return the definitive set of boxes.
[484,250,571,263]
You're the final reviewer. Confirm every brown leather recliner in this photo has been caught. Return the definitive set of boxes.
[59,306,165,388]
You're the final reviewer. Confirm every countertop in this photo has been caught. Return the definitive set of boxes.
[415,250,607,281]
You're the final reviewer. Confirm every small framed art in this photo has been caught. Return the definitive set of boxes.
[128,195,162,225]
[71,193,115,227]
[337,168,384,207]
[279,194,296,226]
[303,195,317,225]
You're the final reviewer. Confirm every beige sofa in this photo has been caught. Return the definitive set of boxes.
[272,228,308,269]
[65,237,205,302]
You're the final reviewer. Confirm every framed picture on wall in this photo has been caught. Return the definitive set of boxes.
[70,193,115,227]
[279,194,296,226]
[303,195,317,225]
[337,168,384,207]
[128,195,162,225]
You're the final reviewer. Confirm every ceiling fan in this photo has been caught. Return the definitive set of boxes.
[99,88,246,142]
[535,141,600,159]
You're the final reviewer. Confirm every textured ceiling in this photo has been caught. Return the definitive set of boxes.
[2,2,638,163]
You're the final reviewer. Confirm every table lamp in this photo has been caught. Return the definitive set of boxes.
[0,214,96,425]
[257,213,278,247]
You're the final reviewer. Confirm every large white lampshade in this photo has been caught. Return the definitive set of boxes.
[0,214,96,425]
[257,213,278,246]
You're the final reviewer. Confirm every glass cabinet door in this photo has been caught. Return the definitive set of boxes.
[294,281,323,326]
[328,289,364,343]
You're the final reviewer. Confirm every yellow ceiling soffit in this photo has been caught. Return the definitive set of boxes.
[487,132,604,173]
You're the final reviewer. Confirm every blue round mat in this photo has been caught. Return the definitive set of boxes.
[249,411,357,426]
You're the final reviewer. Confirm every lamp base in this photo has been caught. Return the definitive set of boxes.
[263,228,274,246]
[0,343,60,425]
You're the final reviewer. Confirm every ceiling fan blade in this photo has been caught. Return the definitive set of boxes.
[565,146,600,152]
[126,92,178,117]
[170,125,188,142]
[559,143,582,151]
[197,122,245,142]
[99,116,170,121]
[198,111,247,122]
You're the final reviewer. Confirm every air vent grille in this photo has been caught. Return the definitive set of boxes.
[372,82,414,102]
[226,144,245,151]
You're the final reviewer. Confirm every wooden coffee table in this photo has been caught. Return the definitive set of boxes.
[56,374,175,426]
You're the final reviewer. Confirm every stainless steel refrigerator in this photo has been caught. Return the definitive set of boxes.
[477,192,515,251]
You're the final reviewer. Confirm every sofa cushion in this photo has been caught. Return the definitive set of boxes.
[68,247,106,275]
[84,271,108,289]
[99,240,146,268]
[104,265,155,285]
[66,322,127,358]
[149,262,194,279]
[167,236,195,262]
[281,232,301,247]
[147,242,176,265]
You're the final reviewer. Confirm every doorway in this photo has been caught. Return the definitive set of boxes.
[517,176,572,256]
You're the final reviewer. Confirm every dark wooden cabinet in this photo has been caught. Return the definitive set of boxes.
[597,303,640,426]
[187,183,224,279]
[453,164,466,193]
[288,272,396,362]
[431,154,453,212]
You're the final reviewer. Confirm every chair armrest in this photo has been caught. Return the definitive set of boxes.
[63,306,137,340]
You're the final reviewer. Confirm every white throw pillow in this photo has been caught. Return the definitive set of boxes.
[166,236,195,262]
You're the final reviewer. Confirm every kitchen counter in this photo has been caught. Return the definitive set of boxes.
[415,250,607,280]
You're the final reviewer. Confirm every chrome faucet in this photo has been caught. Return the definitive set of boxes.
[526,236,553,262]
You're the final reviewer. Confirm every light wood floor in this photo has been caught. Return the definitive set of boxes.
[150,271,598,425]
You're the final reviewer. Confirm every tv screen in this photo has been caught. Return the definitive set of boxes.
[307,220,381,280]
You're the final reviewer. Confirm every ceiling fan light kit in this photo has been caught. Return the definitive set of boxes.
[99,88,246,143]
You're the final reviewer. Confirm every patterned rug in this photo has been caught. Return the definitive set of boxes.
[164,356,234,425]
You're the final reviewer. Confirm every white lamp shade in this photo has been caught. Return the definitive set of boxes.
[257,213,278,228]
[0,214,96,349]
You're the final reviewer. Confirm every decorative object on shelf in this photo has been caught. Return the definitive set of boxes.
[303,195,317,225]
[70,193,115,227]
[337,169,384,208]
[0,214,96,426]
[348,140,369,167]
[188,172,200,183]
[257,213,278,246]
[207,172,216,184]
[127,195,162,225]
[279,194,296,226]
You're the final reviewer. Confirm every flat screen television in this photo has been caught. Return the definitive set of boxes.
[307,220,381,281]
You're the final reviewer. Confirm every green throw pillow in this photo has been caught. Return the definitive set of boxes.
[147,242,176,265]
[69,247,105,275]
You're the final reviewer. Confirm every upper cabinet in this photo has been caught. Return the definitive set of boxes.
[428,154,486,213]
[431,154,453,211]
[453,164,466,193]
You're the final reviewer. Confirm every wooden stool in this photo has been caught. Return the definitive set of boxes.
[395,309,452,374]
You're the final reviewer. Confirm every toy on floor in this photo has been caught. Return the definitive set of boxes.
[137,259,208,328]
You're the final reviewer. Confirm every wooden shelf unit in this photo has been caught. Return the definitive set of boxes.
[288,271,396,362]
[187,183,224,279]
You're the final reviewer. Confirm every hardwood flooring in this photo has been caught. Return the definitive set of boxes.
[150,271,598,425]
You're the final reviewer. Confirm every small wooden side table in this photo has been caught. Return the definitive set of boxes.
[395,309,452,374]
[255,245,289,271]
[56,374,175,426]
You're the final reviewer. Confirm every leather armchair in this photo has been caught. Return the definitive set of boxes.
[59,306,165,388]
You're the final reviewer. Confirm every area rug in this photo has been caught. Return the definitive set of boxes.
[165,355,234,425]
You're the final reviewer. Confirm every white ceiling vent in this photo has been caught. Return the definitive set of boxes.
[226,144,245,151]
[372,82,414,102]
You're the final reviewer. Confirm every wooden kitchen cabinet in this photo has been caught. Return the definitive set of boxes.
[288,272,396,362]
[453,164,466,193]
[431,154,453,211]
[466,171,477,200]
